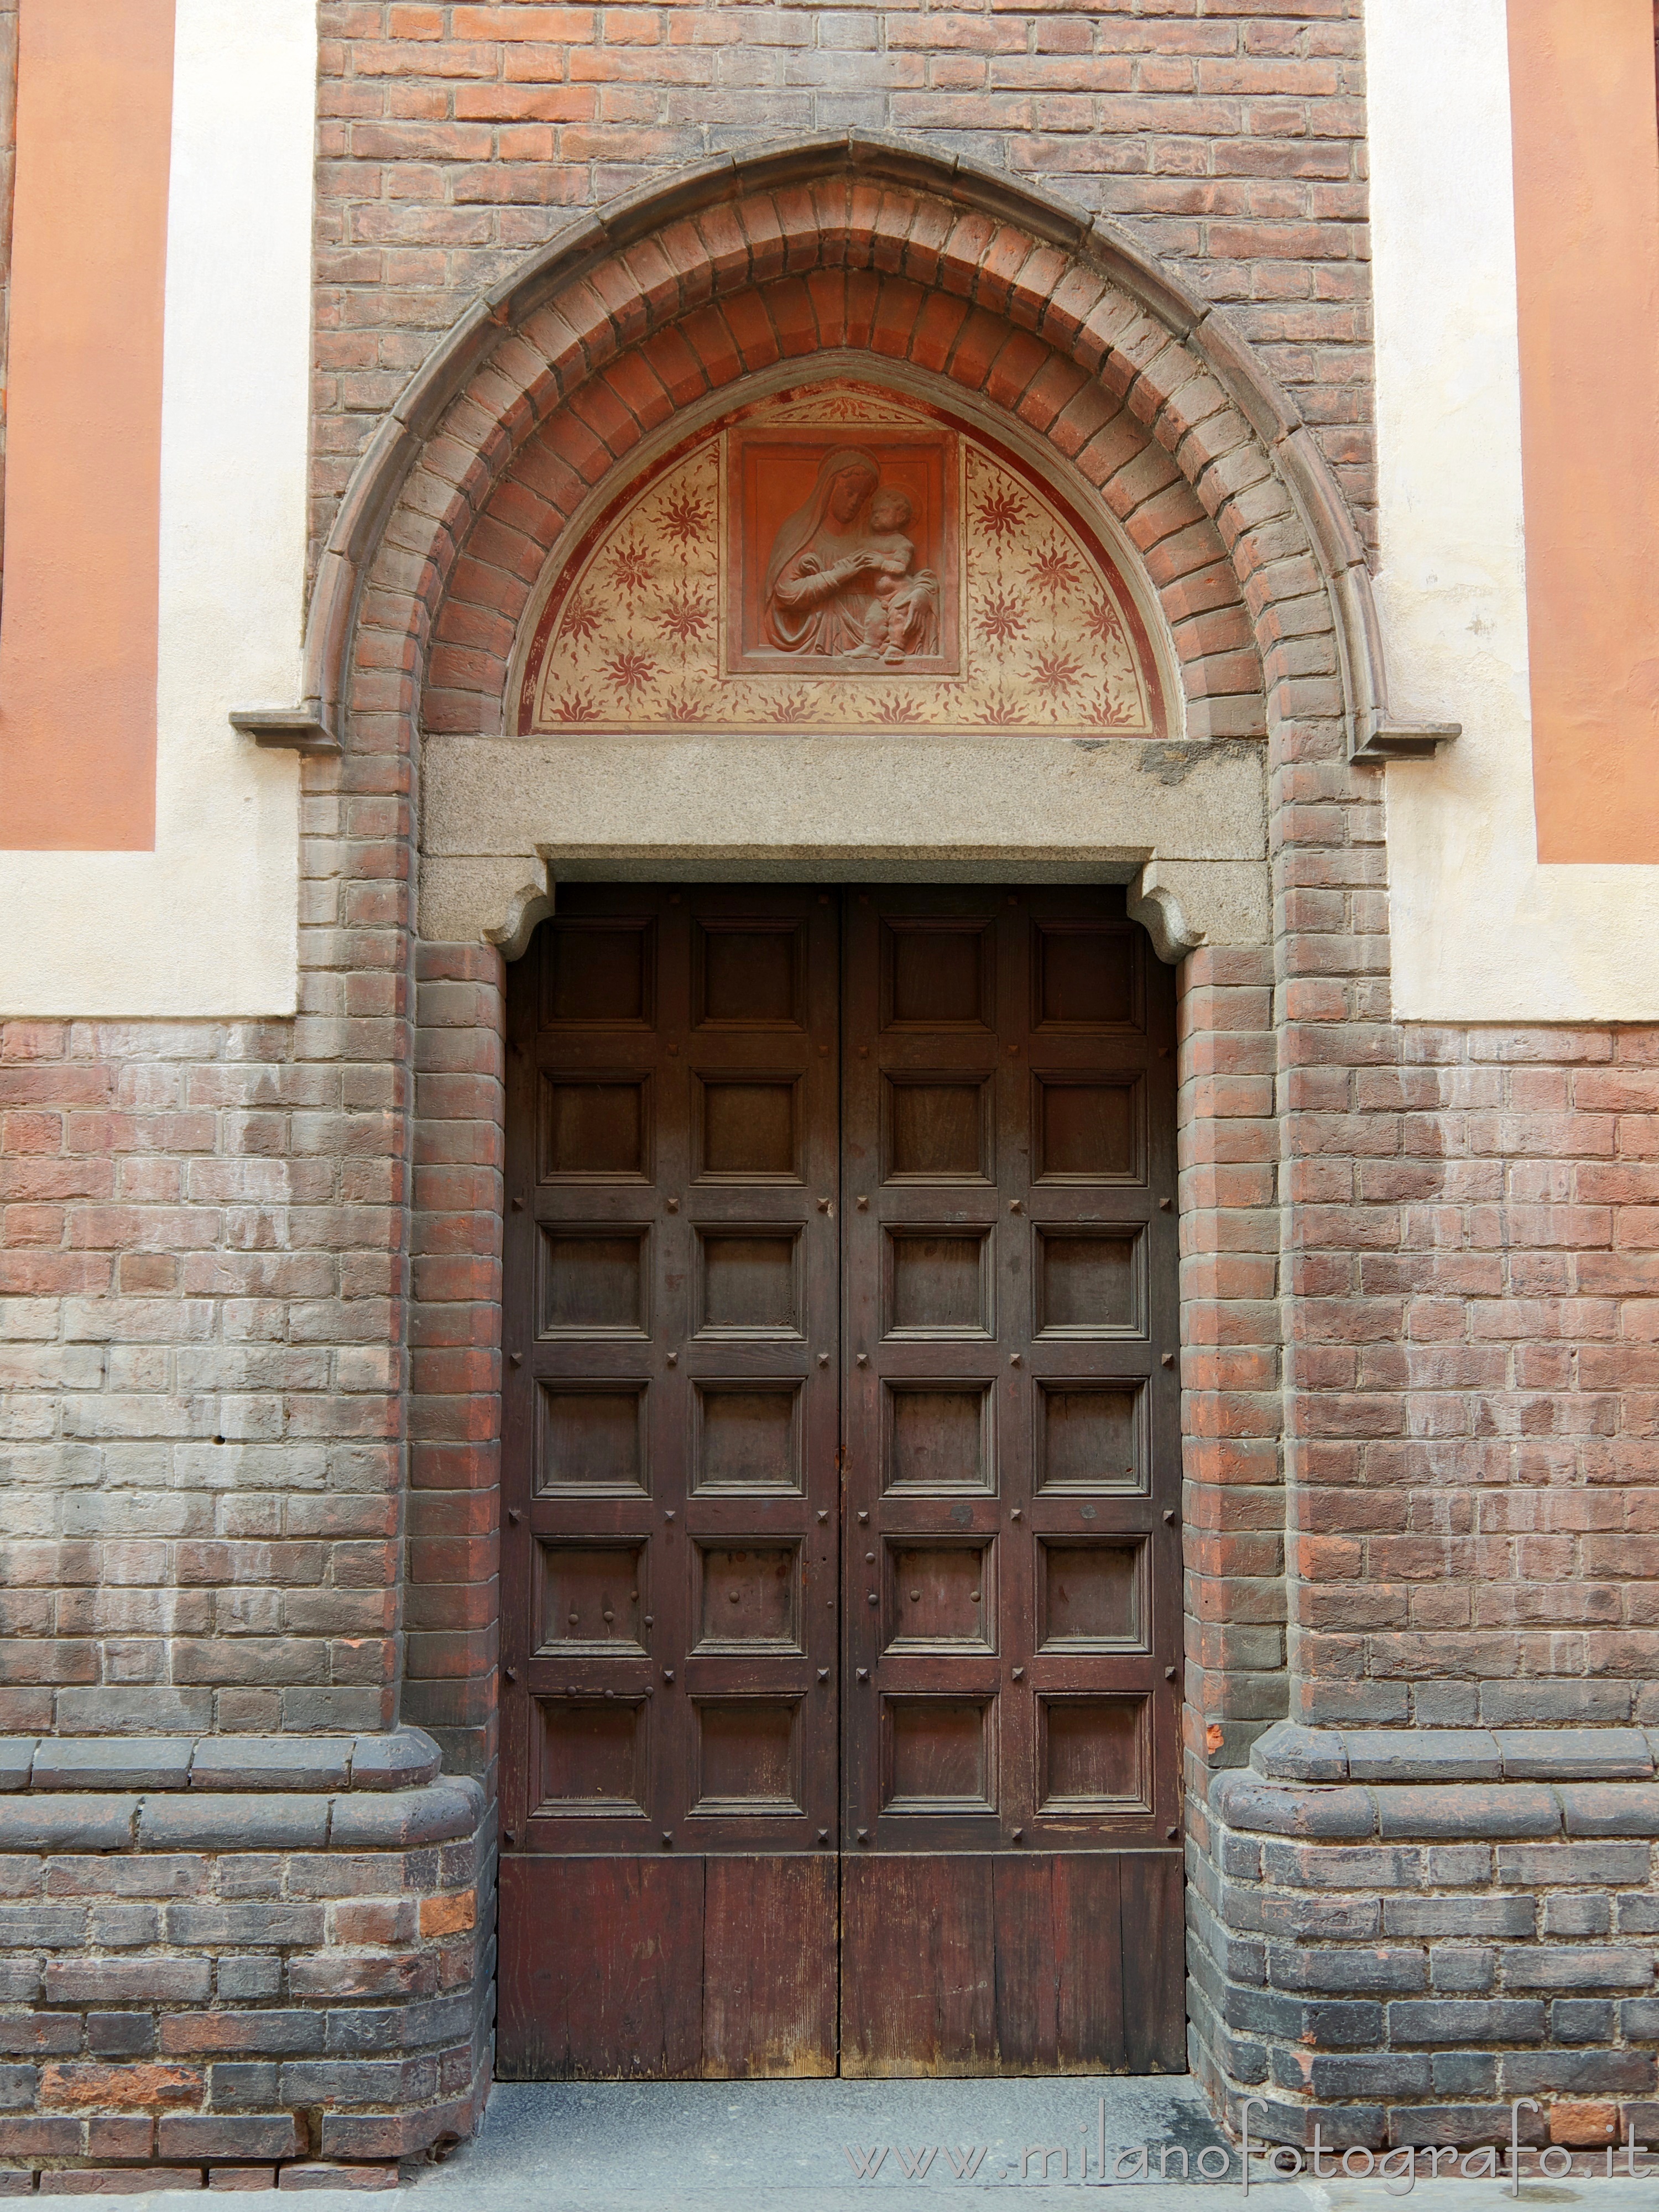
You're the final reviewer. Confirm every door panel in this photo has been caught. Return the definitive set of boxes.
[499,887,841,2079]
[499,883,1184,2081]
[839,887,1183,2072]
[498,1854,837,2079]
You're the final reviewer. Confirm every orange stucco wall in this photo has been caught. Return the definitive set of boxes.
[0,0,174,852]
[1507,0,1659,864]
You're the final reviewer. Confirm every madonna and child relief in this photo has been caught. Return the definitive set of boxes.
[517,385,1165,738]
[757,444,945,666]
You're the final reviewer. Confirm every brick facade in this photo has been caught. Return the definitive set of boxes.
[311,0,1376,565]
[1,0,1656,2180]
[1286,1030,1659,1723]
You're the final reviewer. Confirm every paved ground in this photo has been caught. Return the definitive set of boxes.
[74,2079,1659,2209]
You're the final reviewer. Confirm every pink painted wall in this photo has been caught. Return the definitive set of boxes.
[0,0,174,852]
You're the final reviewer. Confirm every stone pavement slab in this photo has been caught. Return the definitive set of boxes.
[50,2079,1659,2212]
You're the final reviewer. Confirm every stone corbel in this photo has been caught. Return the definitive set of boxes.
[228,701,340,757]
[1127,860,1206,964]
[1324,555,1461,764]
[482,866,555,961]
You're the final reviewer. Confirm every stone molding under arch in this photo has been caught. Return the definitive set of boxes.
[234,132,1455,770]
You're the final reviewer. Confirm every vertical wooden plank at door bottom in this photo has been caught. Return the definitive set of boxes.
[990,1855,1058,2073]
[845,1855,1146,2075]
[703,1857,838,2078]
[994,1856,1126,2074]
[841,1856,997,2077]
[1120,1852,1187,2072]
[497,1856,704,2080]
[1052,1854,1126,2073]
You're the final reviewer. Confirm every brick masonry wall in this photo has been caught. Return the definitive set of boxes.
[312,0,1376,565]
[404,946,507,1779]
[0,1765,491,2183]
[0,775,418,1735]
[1286,1024,1659,1724]
[1178,942,1287,1774]
[0,0,1655,2167]
[1191,1725,1659,2150]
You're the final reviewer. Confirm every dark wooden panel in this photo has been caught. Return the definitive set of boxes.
[498,1855,703,2080]
[989,1853,1058,2073]
[990,1854,1126,2073]
[504,884,839,1862]
[841,886,1180,1860]
[841,1854,996,2076]
[841,886,1182,2074]
[500,1853,841,2079]
[843,1853,1145,2075]
[1121,1851,1187,2072]
[502,888,842,2081]
[1051,1854,1128,2072]
[703,1856,838,2077]
[502,882,1186,2083]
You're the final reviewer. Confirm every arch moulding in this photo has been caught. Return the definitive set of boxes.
[233,131,1457,852]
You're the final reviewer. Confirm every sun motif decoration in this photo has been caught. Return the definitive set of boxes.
[516,385,1166,738]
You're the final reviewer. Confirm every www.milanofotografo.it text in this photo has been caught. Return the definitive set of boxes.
[842,2098,1659,2194]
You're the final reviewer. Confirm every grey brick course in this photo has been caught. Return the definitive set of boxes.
[1427,1948,1496,1994]
[1382,1895,1535,1939]
[0,1907,85,1948]
[43,1957,212,2004]
[0,1800,135,1854]
[1345,1731,1501,1783]
[1387,1999,1545,2044]
[164,1906,324,1948]
[1428,2053,1499,2098]
[137,1793,332,1853]
[157,2114,305,2161]
[1551,1999,1615,2042]
[1502,2051,1658,2095]
[189,1738,352,1794]
[0,1749,35,1796]
[1266,1947,1427,1996]
[1496,1841,1653,1886]
[1498,1730,1653,1780]
[1503,1945,1651,1991]
[1375,1787,1559,1841]
[85,2013,156,2058]
[1544,1893,1613,1936]
[31,1740,193,1793]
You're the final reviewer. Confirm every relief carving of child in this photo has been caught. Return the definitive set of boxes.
[852,489,941,665]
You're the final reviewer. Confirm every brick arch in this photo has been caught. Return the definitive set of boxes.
[315,135,1443,770]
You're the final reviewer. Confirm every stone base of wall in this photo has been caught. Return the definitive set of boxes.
[1190,1723,1659,2152]
[0,1731,492,2184]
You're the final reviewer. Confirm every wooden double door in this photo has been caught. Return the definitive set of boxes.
[498,886,1184,2078]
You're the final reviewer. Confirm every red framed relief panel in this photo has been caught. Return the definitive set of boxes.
[728,425,959,675]
[515,383,1169,742]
